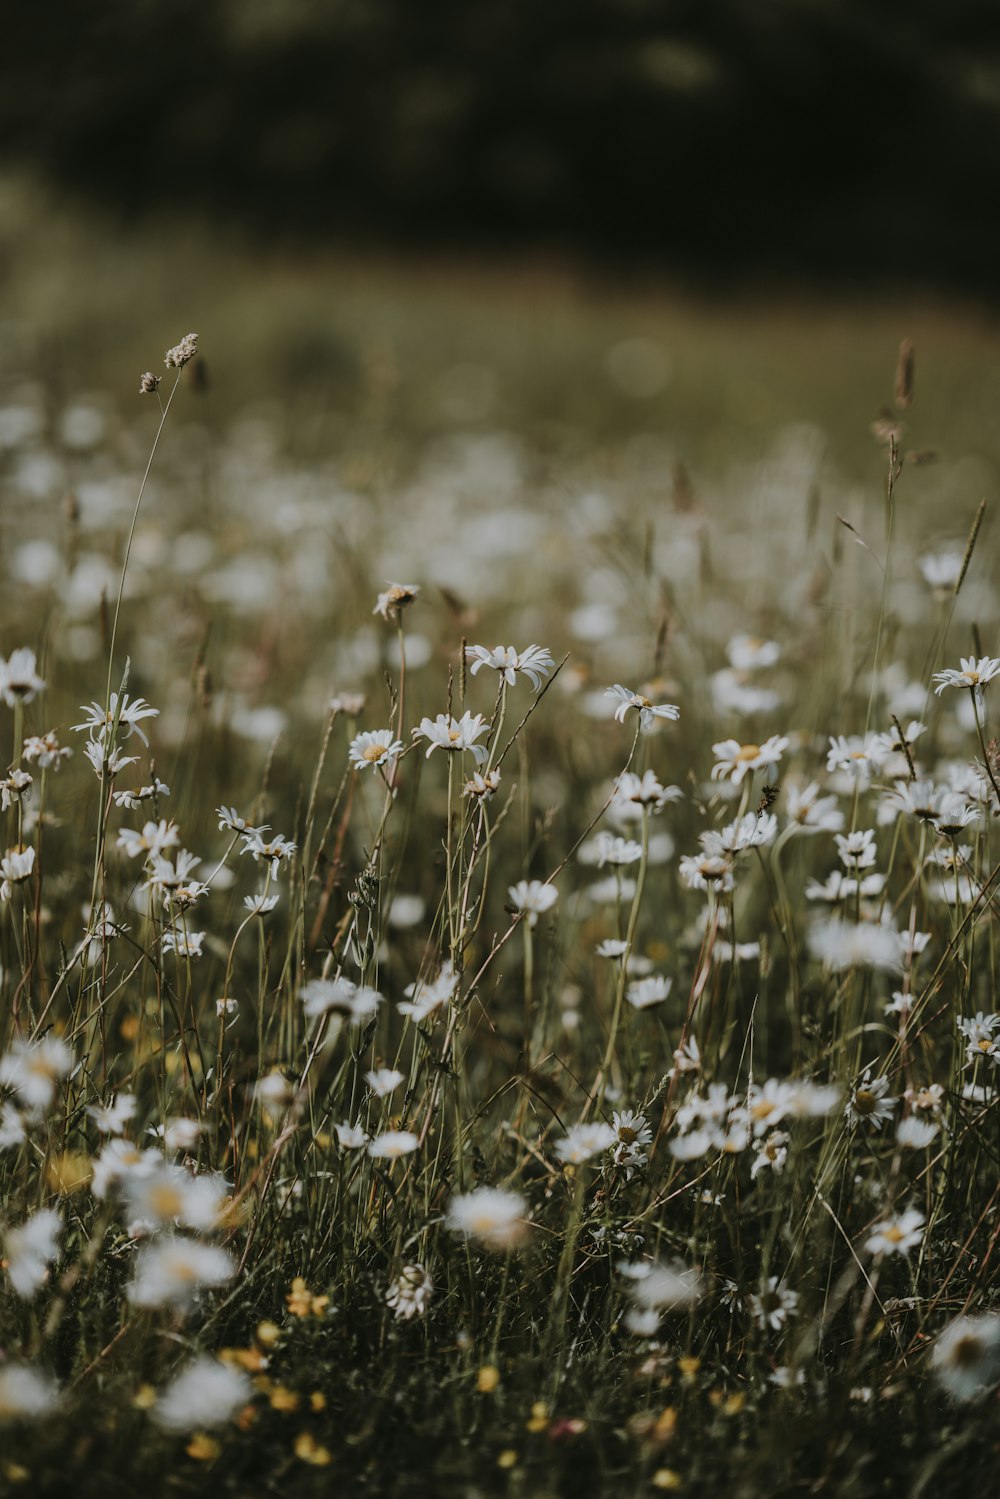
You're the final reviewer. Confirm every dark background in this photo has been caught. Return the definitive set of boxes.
[3,0,1000,295]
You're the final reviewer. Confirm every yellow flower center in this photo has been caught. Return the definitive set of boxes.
[737,744,761,761]
[854,1089,877,1114]
[883,1225,905,1244]
[362,743,385,762]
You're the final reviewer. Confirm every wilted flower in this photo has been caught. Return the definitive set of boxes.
[164,332,199,370]
[386,1263,434,1321]
[373,582,420,620]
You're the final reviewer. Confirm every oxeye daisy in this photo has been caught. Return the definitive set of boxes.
[465,643,554,689]
[845,1069,897,1129]
[348,729,404,771]
[445,1187,529,1250]
[72,691,159,747]
[864,1207,925,1258]
[509,879,558,926]
[933,655,1000,701]
[710,735,788,784]
[412,711,490,763]
[605,684,680,731]
[0,648,46,707]
[932,1314,1000,1401]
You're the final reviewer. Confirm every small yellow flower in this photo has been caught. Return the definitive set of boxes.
[677,1356,700,1381]
[2,1463,30,1483]
[133,1384,157,1410]
[476,1364,500,1393]
[723,1392,745,1416]
[653,1407,677,1441]
[186,1433,220,1462]
[652,1469,681,1490]
[526,1399,549,1432]
[310,1391,326,1412]
[256,1320,281,1347]
[270,1385,300,1413]
[219,1346,267,1373]
[294,1431,332,1466]
[497,1450,518,1470]
[286,1277,329,1318]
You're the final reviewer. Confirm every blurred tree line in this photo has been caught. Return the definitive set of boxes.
[3,0,1000,291]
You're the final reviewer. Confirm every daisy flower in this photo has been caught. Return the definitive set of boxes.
[845,1069,897,1129]
[0,1036,74,1113]
[0,844,35,899]
[72,691,159,747]
[750,1277,799,1330]
[605,684,680,731]
[554,1121,617,1164]
[367,1131,419,1160]
[348,729,404,771]
[932,1314,1000,1401]
[465,644,554,689]
[933,655,1000,701]
[365,1067,405,1098]
[919,551,964,592]
[0,1365,59,1423]
[127,1237,236,1313]
[0,648,46,707]
[509,879,558,926]
[153,1358,251,1432]
[710,735,788,785]
[4,1209,61,1298]
[626,974,672,1010]
[445,1187,529,1250]
[412,712,490,763]
[865,1207,925,1258]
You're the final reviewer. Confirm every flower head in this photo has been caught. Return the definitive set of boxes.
[348,729,403,772]
[466,644,554,690]
[509,879,558,927]
[412,712,489,763]
[0,648,45,707]
[605,684,680,731]
[445,1187,529,1250]
[373,582,420,620]
[865,1207,924,1258]
[933,656,1000,698]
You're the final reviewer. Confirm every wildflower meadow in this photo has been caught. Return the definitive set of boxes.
[0,327,998,1498]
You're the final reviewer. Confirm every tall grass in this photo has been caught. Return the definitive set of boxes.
[0,331,997,1499]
